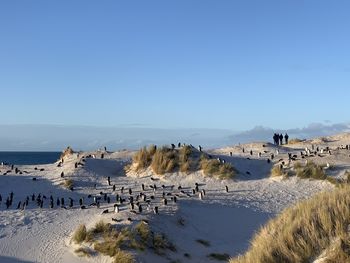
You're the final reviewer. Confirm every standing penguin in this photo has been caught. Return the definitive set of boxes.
[153,206,159,214]
[199,192,203,200]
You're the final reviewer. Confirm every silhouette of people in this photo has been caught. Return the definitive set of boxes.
[284,133,289,144]
[279,134,283,145]
[273,133,279,145]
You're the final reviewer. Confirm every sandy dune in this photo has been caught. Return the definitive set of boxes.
[0,133,349,262]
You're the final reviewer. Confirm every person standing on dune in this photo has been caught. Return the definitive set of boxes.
[285,133,289,144]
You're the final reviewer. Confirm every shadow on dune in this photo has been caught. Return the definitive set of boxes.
[151,200,273,261]
[0,256,34,263]
[84,158,126,177]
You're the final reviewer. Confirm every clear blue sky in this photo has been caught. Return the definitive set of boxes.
[1,1,349,130]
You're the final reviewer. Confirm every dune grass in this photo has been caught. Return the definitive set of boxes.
[60,146,74,159]
[287,138,305,144]
[74,247,92,257]
[270,165,285,177]
[72,224,87,244]
[113,250,135,263]
[345,170,350,184]
[72,221,175,262]
[295,161,326,180]
[131,145,237,179]
[153,233,176,255]
[229,186,350,263]
[199,155,236,179]
[63,179,74,190]
[132,145,156,171]
[151,146,178,174]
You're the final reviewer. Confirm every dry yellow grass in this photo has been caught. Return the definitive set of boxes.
[270,165,285,177]
[131,145,236,179]
[60,146,74,159]
[113,250,135,263]
[230,186,350,263]
[295,161,326,180]
[132,146,154,171]
[72,221,174,262]
[151,147,178,174]
[72,224,87,244]
[287,138,305,144]
[63,179,74,190]
[74,247,92,257]
[200,155,236,179]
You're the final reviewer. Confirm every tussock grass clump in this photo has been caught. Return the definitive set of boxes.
[200,155,236,179]
[72,224,87,244]
[153,233,176,254]
[132,144,237,179]
[295,161,326,180]
[132,145,156,171]
[72,221,175,262]
[270,165,285,177]
[60,146,74,159]
[229,186,350,263]
[113,250,135,263]
[63,179,74,190]
[151,147,178,174]
[91,220,111,235]
[345,170,350,184]
[135,222,151,246]
[74,247,92,257]
[179,145,192,173]
[321,235,350,263]
[94,238,120,257]
[325,176,339,186]
[207,253,230,261]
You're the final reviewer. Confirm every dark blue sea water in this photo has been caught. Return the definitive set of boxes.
[0,152,61,165]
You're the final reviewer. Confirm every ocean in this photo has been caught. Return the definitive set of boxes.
[0,152,61,165]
